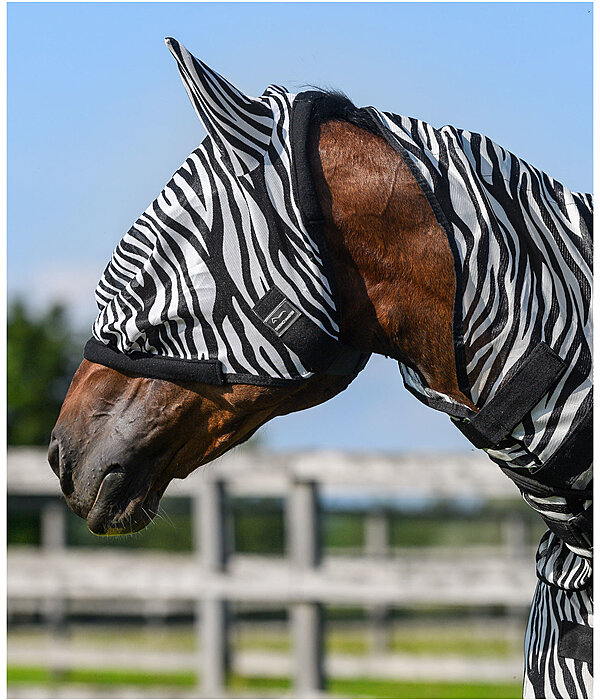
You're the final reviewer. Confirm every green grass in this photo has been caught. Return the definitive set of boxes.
[7,666,195,687]
[10,622,523,658]
[388,630,518,658]
[7,666,521,698]
[234,626,520,658]
[328,678,521,699]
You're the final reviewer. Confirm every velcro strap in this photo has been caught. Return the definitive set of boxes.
[500,467,593,500]
[539,508,593,553]
[499,394,592,501]
[254,288,365,376]
[459,342,567,448]
[84,338,224,385]
[558,621,593,664]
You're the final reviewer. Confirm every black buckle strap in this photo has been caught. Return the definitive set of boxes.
[503,466,593,554]
[469,341,567,446]
[454,342,567,449]
[499,393,592,497]
[542,507,593,553]
[254,287,368,376]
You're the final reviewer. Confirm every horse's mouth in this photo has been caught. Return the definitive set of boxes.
[85,468,166,536]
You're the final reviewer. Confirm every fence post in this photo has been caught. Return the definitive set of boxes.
[503,514,528,559]
[502,513,529,641]
[287,479,324,696]
[194,479,229,697]
[365,509,390,654]
[41,499,68,678]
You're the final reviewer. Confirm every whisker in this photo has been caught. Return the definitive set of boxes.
[159,505,176,529]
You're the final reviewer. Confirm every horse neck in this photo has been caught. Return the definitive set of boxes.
[309,119,474,409]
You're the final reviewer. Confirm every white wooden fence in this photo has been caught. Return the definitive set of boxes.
[8,448,535,696]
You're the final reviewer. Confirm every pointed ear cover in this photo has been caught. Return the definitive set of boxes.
[165,38,274,175]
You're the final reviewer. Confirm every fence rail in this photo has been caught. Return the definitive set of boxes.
[8,447,520,497]
[8,448,533,697]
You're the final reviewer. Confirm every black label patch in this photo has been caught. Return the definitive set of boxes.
[558,621,593,664]
[264,299,302,337]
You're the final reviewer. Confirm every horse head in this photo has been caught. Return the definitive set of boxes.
[48,39,467,535]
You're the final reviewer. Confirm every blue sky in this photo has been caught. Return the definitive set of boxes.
[8,2,592,452]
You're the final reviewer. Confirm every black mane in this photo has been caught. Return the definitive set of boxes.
[307,88,382,137]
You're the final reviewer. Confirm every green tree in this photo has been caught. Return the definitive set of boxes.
[7,300,78,445]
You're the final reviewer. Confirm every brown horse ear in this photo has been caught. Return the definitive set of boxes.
[165,38,273,175]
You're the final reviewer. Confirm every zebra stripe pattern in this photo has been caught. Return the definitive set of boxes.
[524,574,592,698]
[365,112,594,697]
[534,531,592,591]
[90,42,592,697]
[91,42,592,538]
[92,39,339,385]
[367,109,593,478]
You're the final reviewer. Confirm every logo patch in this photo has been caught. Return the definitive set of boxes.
[264,299,302,337]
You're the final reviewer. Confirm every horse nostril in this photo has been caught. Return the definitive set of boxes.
[48,433,74,497]
[47,436,60,478]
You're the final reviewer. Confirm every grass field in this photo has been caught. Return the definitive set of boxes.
[8,622,523,698]
[9,620,525,657]
[7,666,521,699]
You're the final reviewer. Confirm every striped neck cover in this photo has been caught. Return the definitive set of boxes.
[86,39,365,387]
[365,109,592,478]
[364,110,592,557]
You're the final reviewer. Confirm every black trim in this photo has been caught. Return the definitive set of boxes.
[474,342,566,444]
[85,338,327,387]
[86,91,371,387]
[500,463,592,553]
[541,507,593,553]
[501,467,593,500]
[85,336,368,387]
[500,396,593,497]
[363,106,471,402]
[534,391,594,480]
[401,372,475,421]
[291,92,342,324]
[454,342,567,448]
[84,339,224,385]
[448,341,592,494]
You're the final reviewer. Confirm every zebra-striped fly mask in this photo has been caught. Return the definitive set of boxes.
[87,40,591,521]
[85,39,367,387]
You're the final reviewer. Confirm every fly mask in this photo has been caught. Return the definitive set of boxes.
[85,39,368,387]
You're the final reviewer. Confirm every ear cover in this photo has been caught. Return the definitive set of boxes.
[165,37,274,176]
[87,41,370,387]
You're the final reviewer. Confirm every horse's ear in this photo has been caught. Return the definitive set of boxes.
[165,38,273,175]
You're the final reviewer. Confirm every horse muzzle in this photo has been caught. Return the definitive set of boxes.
[48,429,165,535]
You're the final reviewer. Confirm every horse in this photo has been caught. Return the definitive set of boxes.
[48,39,592,698]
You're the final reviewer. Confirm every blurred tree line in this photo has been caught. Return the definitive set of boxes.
[7,300,80,445]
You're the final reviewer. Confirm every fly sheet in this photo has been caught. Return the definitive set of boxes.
[365,109,592,474]
[87,39,592,558]
[365,109,592,561]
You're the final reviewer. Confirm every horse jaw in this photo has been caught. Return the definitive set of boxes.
[48,359,352,535]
